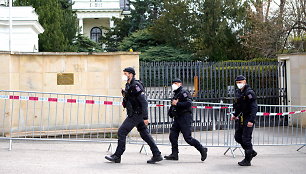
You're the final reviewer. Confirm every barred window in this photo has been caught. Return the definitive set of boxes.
[90,27,102,43]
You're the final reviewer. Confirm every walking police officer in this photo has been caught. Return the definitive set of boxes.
[164,78,208,161]
[105,67,163,164]
[231,75,258,166]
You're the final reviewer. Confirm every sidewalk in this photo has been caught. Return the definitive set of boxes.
[0,140,305,174]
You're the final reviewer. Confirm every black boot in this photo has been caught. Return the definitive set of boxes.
[244,149,257,162]
[252,150,257,158]
[199,147,208,161]
[238,149,253,166]
[105,154,121,163]
[164,153,179,160]
[238,159,250,166]
[147,154,163,164]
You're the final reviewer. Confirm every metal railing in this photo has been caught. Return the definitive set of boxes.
[0,90,305,156]
[131,99,306,155]
[0,90,122,150]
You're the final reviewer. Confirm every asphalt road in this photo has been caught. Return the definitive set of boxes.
[0,140,305,174]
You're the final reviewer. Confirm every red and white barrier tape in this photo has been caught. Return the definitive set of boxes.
[0,95,232,109]
[148,104,231,109]
[257,110,306,116]
[1,95,305,115]
[227,110,306,116]
[0,95,122,106]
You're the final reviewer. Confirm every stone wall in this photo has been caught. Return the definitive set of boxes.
[0,52,140,135]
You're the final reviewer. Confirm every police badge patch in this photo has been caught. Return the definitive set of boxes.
[135,85,141,92]
[183,93,188,97]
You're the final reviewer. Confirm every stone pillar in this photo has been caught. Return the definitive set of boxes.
[109,18,115,29]
[278,53,306,128]
[79,18,84,34]
[102,18,115,50]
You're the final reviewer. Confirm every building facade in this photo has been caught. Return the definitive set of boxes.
[0,6,44,52]
[72,0,130,42]
[0,0,130,47]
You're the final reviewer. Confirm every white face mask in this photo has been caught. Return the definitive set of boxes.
[172,84,179,91]
[122,75,128,81]
[237,83,245,89]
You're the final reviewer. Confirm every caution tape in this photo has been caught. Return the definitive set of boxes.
[0,95,122,106]
[148,104,231,109]
[257,110,306,116]
[227,110,306,116]
[1,95,305,115]
[0,95,232,109]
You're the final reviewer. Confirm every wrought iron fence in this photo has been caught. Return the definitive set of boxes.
[140,61,287,105]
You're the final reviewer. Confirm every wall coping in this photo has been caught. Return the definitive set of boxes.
[277,52,306,56]
[0,51,140,56]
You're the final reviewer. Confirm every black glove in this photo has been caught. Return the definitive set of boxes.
[168,105,178,118]
[121,89,126,97]
[122,97,127,108]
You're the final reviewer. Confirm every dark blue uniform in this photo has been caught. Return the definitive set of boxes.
[168,86,206,158]
[114,78,161,157]
[233,84,258,164]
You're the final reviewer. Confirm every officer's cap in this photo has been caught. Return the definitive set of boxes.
[172,78,182,83]
[235,75,246,81]
[123,67,136,75]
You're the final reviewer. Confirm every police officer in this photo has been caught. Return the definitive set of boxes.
[164,78,208,161]
[231,75,258,166]
[105,67,163,164]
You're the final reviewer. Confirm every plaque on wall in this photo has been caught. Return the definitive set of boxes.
[57,73,74,85]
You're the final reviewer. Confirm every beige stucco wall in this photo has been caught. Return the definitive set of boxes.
[278,53,306,127]
[0,52,140,135]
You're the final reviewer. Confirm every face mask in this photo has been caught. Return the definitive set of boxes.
[237,83,245,89]
[172,84,179,91]
[122,75,128,81]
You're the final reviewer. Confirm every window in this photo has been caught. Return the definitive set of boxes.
[90,27,102,43]
[120,0,130,11]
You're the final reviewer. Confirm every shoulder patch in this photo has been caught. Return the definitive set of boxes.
[135,85,141,92]
[248,94,253,99]
[183,93,188,97]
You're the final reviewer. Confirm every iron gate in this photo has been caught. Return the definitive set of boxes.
[140,61,287,105]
